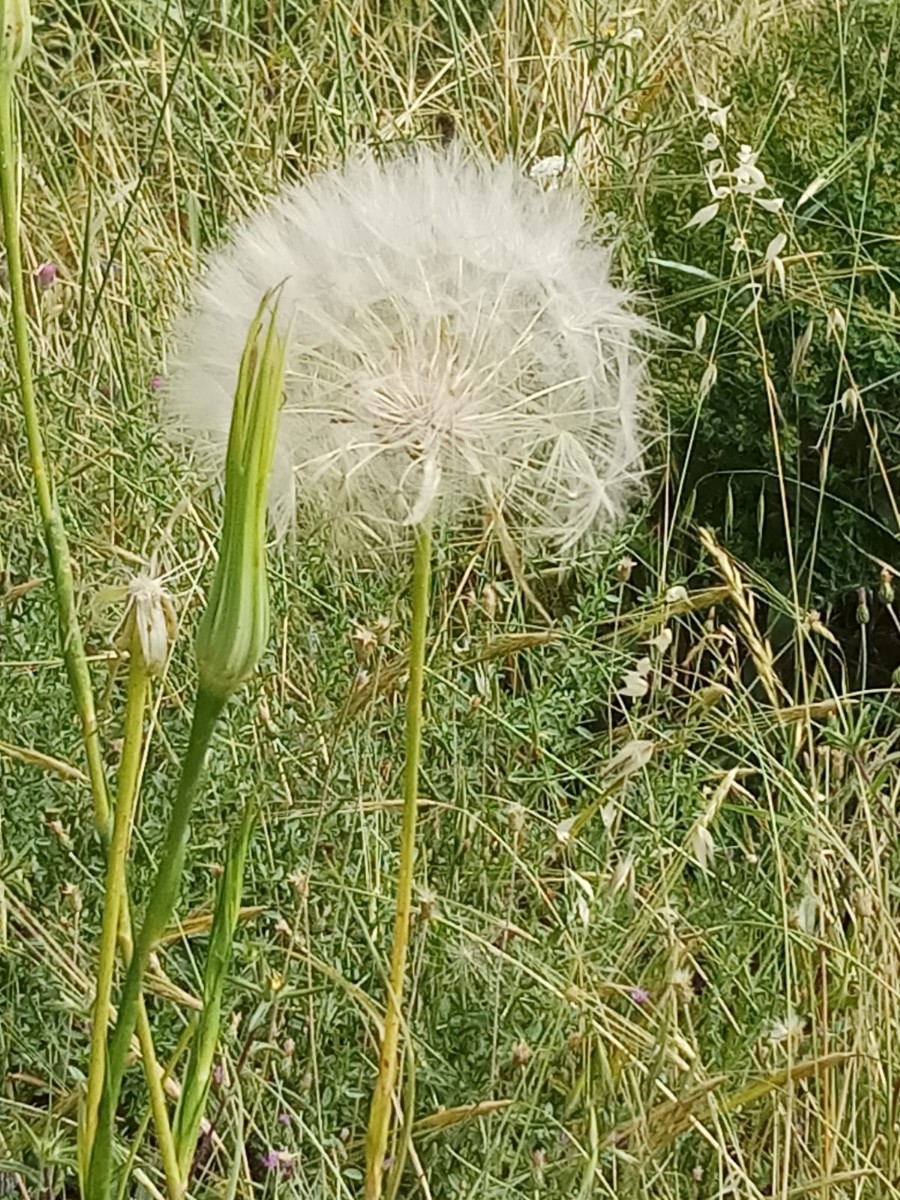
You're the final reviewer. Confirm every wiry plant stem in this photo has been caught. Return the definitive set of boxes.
[0,65,110,838]
[84,640,148,1162]
[172,790,257,1185]
[88,686,226,1200]
[365,523,432,1200]
[0,59,179,1200]
[80,640,182,1200]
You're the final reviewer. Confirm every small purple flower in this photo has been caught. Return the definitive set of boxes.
[261,1149,279,1171]
[629,986,651,1006]
[150,375,165,392]
[277,1112,291,1127]
[35,262,58,289]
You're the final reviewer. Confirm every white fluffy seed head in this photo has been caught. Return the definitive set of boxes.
[166,150,648,557]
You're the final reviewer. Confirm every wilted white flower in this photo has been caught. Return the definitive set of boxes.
[97,573,177,677]
[167,151,647,556]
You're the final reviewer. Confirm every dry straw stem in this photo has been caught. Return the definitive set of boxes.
[699,527,789,709]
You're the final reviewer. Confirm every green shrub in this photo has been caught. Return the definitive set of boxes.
[644,0,900,603]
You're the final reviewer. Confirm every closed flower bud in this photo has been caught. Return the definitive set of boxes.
[195,291,286,698]
[124,575,176,676]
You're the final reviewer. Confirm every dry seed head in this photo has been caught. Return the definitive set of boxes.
[168,150,648,558]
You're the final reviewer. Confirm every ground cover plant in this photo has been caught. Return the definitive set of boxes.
[2,1,900,1198]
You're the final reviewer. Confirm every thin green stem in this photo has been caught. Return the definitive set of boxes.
[173,791,258,1185]
[87,686,226,1200]
[365,524,432,1200]
[83,642,148,1161]
[0,69,110,837]
[136,1010,182,1200]
[0,63,179,1199]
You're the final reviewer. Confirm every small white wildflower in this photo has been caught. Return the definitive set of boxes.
[693,313,708,351]
[685,200,720,230]
[664,584,689,604]
[796,175,827,209]
[648,626,673,653]
[608,854,635,901]
[696,93,730,130]
[730,233,748,254]
[734,145,766,195]
[767,1014,805,1045]
[699,360,718,399]
[699,132,719,154]
[618,656,651,699]
[826,307,847,341]
[754,196,785,214]
[839,386,860,419]
[690,823,715,871]
[168,151,648,558]
[529,154,566,187]
[670,966,695,1003]
[764,232,787,262]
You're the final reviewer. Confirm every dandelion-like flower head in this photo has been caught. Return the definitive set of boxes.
[168,150,646,555]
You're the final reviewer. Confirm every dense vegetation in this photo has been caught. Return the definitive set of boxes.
[2,2,899,1197]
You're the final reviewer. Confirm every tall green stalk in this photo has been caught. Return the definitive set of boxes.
[365,524,432,1200]
[88,294,286,1200]
[172,791,258,1185]
[0,28,110,840]
[87,685,226,1200]
[0,29,179,1197]
[83,640,148,1159]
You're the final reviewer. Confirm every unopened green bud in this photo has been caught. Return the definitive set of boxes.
[1,0,32,75]
[196,290,286,698]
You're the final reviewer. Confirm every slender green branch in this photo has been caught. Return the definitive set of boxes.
[365,524,432,1200]
[84,642,148,1156]
[87,686,226,1200]
[0,55,180,1200]
[0,67,110,837]
[173,791,258,1185]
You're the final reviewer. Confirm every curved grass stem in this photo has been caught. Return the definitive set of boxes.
[365,523,432,1200]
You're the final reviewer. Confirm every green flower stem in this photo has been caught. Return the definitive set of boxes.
[0,59,179,1200]
[135,1001,181,1200]
[81,642,182,1200]
[84,640,148,1159]
[88,685,226,1200]
[173,790,257,1184]
[365,523,432,1200]
[0,63,110,838]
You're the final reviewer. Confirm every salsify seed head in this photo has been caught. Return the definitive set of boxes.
[167,150,648,557]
